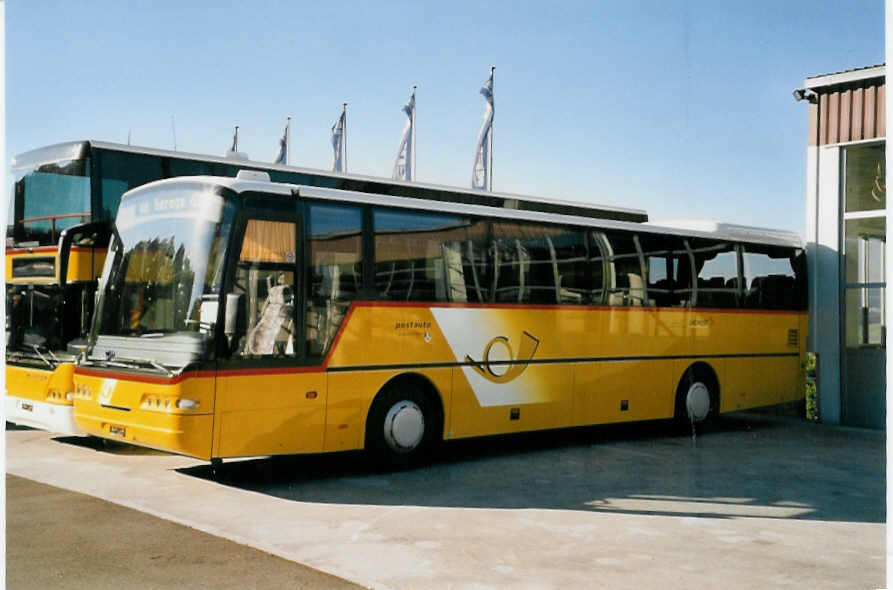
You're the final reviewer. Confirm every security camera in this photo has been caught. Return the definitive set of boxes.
[792,89,818,104]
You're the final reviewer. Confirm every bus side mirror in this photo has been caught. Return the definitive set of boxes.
[224,293,243,348]
[198,295,218,333]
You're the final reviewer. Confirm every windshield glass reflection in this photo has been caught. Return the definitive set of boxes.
[95,188,233,339]
[12,158,90,246]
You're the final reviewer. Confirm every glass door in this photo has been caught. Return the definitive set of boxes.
[841,142,886,428]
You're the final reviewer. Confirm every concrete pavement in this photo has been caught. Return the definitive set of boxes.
[6,475,364,590]
[5,414,885,589]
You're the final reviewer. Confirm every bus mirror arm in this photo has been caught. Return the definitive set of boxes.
[224,293,244,349]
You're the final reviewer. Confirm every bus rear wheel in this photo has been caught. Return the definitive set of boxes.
[365,381,439,470]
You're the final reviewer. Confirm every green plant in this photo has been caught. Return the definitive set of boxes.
[804,352,818,421]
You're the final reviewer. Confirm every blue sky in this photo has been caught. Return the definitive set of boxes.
[5,1,884,235]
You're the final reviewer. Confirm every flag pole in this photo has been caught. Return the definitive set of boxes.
[412,85,417,181]
[489,66,494,191]
[286,116,291,166]
[342,103,348,173]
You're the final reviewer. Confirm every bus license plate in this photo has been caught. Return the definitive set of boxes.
[109,425,126,437]
[20,402,33,412]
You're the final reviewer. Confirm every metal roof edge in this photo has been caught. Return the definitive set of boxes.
[804,65,885,90]
[645,219,803,247]
[127,176,803,249]
[83,140,646,217]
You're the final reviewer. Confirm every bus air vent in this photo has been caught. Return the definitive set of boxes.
[787,329,799,347]
[236,170,271,182]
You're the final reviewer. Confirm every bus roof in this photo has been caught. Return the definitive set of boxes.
[125,175,804,249]
[12,139,648,222]
[11,141,89,168]
[645,219,802,248]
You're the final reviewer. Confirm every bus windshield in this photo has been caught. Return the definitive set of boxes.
[7,284,64,352]
[11,158,91,246]
[92,187,234,362]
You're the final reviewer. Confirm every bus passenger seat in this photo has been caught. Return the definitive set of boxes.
[627,273,644,306]
[608,292,625,306]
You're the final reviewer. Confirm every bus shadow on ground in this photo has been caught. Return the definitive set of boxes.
[177,414,884,524]
[52,435,170,456]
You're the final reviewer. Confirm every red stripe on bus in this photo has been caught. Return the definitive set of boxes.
[347,300,806,316]
[7,246,106,255]
[74,367,216,385]
[73,301,804,384]
[216,365,325,378]
[74,364,327,385]
[321,304,358,367]
[6,246,58,255]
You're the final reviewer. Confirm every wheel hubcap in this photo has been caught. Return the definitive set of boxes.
[685,382,711,422]
[383,401,425,452]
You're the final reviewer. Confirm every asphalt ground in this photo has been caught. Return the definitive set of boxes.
[5,414,886,589]
[6,474,365,590]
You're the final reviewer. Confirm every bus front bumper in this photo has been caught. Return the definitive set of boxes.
[5,395,84,435]
[73,404,214,460]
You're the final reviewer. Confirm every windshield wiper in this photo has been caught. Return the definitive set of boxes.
[95,353,174,378]
[31,345,58,369]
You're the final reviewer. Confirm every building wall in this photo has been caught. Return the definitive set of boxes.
[804,73,886,429]
[809,80,886,146]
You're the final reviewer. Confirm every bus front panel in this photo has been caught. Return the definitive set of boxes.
[5,363,80,434]
[72,370,216,459]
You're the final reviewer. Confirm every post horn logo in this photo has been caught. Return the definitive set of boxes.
[98,379,118,406]
[465,331,540,384]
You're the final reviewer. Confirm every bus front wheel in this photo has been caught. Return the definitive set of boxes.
[365,381,439,470]
[674,365,719,427]
[683,381,711,422]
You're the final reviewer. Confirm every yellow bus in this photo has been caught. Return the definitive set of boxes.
[7,140,645,434]
[72,174,806,467]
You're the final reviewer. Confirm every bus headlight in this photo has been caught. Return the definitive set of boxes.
[176,398,199,410]
[47,389,67,402]
[141,395,164,409]
[75,384,93,399]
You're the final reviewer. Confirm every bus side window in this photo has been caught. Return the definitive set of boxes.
[373,208,467,302]
[603,231,644,307]
[451,219,491,303]
[672,244,694,307]
[690,239,739,309]
[553,228,598,305]
[97,150,164,223]
[306,203,363,357]
[741,244,798,310]
[638,234,683,307]
[491,221,557,304]
[232,219,297,357]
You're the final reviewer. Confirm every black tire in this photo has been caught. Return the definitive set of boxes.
[365,381,440,470]
[674,367,717,428]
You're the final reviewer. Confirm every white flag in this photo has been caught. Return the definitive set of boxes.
[273,119,289,165]
[392,88,416,181]
[472,71,494,190]
[332,106,346,172]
